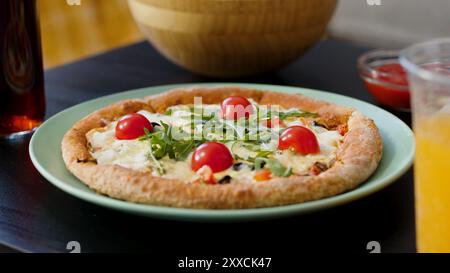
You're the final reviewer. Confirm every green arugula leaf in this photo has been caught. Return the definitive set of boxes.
[171,140,196,160]
[140,104,299,178]
[142,128,165,175]
[278,109,318,120]
[140,121,202,165]
[255,150,273,158]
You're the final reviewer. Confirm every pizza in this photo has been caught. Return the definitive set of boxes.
[61,86,382,209]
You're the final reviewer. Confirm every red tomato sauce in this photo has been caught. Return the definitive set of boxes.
[363,63,410,110]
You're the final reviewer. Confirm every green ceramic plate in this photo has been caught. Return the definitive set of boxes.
[29,83,415,222]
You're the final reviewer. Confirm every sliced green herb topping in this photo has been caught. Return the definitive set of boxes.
[142,104,317,177]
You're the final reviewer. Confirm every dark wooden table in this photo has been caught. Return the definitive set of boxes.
[0,40,415,253]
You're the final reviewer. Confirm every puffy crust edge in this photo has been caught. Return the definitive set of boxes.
[61,87,382,209]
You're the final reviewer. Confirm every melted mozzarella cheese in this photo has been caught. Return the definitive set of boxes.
[154,158,197,180]
[213,165,255,183]
[137,110,190,127]
[86,108,342,182]
[87,125,151,172]
[274,130,340,175]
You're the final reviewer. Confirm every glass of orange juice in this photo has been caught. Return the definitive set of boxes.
[400,38,450,253]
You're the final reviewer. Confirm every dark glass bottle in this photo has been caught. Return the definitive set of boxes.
[0,0,45,138]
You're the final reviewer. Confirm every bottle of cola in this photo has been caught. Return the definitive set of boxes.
[0,0,45,138]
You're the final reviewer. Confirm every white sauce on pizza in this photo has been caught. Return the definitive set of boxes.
[86,103,343,184]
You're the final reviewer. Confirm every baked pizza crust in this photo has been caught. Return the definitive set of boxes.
[61,87,382,209]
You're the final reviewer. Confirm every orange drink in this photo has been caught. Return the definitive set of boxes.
[415,115,450,252]
[401,38,450,253]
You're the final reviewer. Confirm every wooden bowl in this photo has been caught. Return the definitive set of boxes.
[128,0,337,77]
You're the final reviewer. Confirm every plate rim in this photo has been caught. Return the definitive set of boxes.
[29,83,415,221]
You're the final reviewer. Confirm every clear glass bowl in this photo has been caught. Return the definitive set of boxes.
[358,49,411,111]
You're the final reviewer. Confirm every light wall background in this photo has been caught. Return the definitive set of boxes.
[329,0,450,47]
[38,0,450,68]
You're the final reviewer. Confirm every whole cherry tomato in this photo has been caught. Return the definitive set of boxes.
[278,126,320,154]
[191,142,234,173]
[115,113,153,140]
[221,96,253,120]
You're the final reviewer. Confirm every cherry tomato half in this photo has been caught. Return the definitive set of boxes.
[191,142,234,173]
[115,113,153,140]
[221,96,253,120]
[278,126,320,154]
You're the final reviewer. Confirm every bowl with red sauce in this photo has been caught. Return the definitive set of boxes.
[358,49,410,111]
